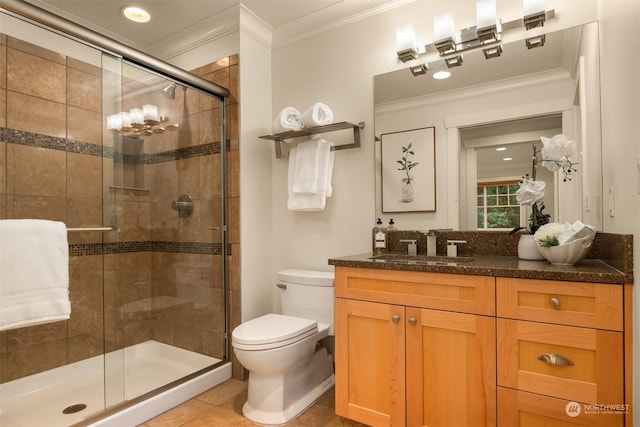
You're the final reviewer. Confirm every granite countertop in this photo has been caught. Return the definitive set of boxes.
[328,253,628,284]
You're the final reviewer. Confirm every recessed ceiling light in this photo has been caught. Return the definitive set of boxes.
[496,147,507,151]
[432,70,451,80]
[503,157,512,161]
[122,6,151,23]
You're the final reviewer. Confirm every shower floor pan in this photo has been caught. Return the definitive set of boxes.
[0,340,222,427]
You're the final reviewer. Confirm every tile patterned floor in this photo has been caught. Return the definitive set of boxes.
[138,379,369,427]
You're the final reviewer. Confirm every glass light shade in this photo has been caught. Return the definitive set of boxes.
[433,12,456,41]
[142,104,159,123]
[396,24,417,52]
[477,0,497,29]
[130,108,144,126]
[107,114,121,130]
[121,112,131,128]
[523,0,545,16]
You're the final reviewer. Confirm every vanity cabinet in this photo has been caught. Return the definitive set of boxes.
[334,267,496,427]
[496,277,627,426]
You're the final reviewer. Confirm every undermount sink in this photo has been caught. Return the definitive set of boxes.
[368,254,474,265]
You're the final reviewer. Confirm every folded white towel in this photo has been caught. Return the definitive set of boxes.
[0,219,70,331]
[272,107,305,134]
[302,102,334,128]
[292,140,322,194]
[288,139,334,211]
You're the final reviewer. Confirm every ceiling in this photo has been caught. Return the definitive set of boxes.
[24,0,396,51]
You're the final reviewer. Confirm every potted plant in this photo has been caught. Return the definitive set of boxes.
[510,134,578,259]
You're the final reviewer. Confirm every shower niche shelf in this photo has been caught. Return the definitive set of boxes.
[259,121,365,159]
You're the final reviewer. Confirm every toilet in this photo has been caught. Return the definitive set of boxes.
[231,269,335,425]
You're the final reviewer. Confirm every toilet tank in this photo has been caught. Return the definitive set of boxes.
[276,269,335,335]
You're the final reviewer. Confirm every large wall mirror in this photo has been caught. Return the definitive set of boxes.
[374,21,602,231]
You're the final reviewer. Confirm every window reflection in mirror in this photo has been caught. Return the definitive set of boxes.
[461,115,560,230]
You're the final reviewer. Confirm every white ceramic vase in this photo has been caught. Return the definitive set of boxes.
[517,234,545,260]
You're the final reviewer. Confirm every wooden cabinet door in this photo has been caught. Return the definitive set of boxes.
[498,387,625,426]
[406,307,496,427]
[335,298,406,427]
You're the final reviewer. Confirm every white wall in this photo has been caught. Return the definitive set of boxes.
[597,0,640,415]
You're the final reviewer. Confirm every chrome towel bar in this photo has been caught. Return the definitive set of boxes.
[66,227,114,232]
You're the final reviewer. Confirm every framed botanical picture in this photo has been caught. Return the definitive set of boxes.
[381,126,436,212]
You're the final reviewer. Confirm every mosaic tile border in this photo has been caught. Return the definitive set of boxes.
[69,241,229,257]
[1,128,223,164]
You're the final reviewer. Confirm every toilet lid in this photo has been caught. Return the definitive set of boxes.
[232,313,317,350]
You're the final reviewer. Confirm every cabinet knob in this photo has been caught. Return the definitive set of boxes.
[408,317,417,325]
[549,297,561,308]
[392,315,401,323]
[537,353,574,366]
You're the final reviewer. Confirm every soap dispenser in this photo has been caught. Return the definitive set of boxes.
[372,218,387,254]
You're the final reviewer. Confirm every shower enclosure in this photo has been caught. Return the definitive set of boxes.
[1,4,231,426]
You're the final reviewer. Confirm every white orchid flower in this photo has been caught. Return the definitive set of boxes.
[516,178,545,206]
[540,134,577,172]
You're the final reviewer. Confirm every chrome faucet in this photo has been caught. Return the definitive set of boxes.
[399,239,417,256]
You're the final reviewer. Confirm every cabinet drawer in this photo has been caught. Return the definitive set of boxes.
[335,267,495,315]
[497,278,623,330]
[497,319,623,404]
[498,387,625,426]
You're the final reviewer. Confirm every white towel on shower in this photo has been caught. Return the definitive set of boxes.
[301,102,334,128]
[288,139,334,211]
[272,107,305,134]
[0,219,70,331]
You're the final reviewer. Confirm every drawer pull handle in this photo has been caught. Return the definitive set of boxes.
[408,317,417,325]
[392,315,400,323]
[549,297,561,308]
[538,353,574,366]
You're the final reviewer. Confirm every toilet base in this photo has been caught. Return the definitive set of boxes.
[242,346,335,425]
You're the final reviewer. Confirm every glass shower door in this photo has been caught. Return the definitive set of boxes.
[101,57,227,409]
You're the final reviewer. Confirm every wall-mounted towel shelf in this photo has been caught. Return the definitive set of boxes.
[259,121,365,159]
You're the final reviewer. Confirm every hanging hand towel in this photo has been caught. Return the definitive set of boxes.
[288,139,334,211]
[291,140,322,194]
[0,219,70,331]
[272,107,305,134]
[301,102,334,128]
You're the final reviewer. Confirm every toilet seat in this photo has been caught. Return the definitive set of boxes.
[232,313,317,351]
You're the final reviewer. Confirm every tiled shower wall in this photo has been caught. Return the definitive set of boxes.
[0,32,241,383]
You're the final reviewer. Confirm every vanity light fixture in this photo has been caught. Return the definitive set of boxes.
[396,24,420,62]
[121,6,151,23]
[398,1,554,77]
[444,54,463,68]
[483,44,503,59]
[523,0,546,30]
[476,0,501,43]
[410,63,428,76]
[107,105,179,139]
[433,12,458,55]
[503,157,513,161]
[496,147,507,151]
[526,34,546,49]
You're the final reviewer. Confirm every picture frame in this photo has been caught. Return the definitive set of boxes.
[381,126,436,213]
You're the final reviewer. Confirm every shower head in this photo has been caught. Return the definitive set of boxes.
[161,82,176,100]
